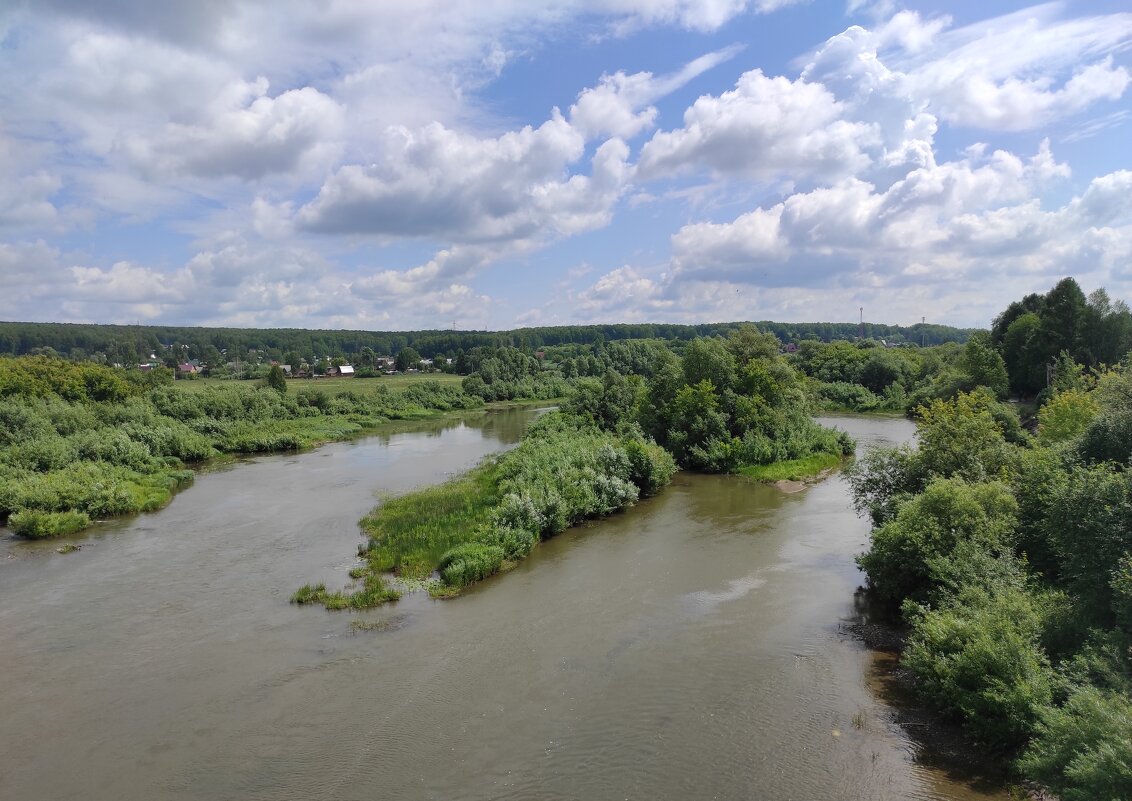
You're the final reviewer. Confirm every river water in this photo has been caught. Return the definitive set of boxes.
[0,410,1008,801]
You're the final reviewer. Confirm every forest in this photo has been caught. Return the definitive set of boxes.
[0,317,975,369]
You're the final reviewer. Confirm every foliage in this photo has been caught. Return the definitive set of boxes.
[0,355,136,403]
[394,347,421,372]
[857,478,1017,607]
[1018,686,1132,801]
[960,334,1009,399]
[991,278,1132,397]
[903,582,1054,750]
[8,509,91,538]
[437,543,506,588]
[913,390,1020,482]
[0,356,486,536]
[1046,466,1132,624]
[643,335,852,472]
[736,452,842,482]
[1037,389,1099,445]
[0,319,977,368]
[264,364,287,393]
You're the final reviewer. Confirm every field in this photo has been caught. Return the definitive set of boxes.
[172,373,465,395]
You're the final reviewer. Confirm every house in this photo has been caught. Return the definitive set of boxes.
[326,364,356,377]
[177,362,201,375]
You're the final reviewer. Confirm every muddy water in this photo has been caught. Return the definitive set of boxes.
[0,411,1008,801]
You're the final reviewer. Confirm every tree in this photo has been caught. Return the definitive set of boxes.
[1000,312,1043,396]
[726,324,780,366]
[682,337,736,393]
[960,334,1009,398]
[1035,277,1088,366]
[858,477,1018,606]
[395,347,421,372]
[264,364,287,393]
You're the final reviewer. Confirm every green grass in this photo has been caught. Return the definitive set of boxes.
[736,452,844,482]
[361,460,504,579]
[173,373,463,395]
[293,459,505,610]
[289,575,401,609]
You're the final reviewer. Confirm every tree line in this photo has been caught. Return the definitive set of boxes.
[0,318,976,368]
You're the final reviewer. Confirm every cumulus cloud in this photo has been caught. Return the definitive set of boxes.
[121,79,345,181]
[296,115,629,246]
[669,141,1083,283]
[3,1,1132,330]
[638,69,878,181]
[569,45,743,139]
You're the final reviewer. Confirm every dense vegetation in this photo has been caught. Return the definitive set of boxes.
[0,318,975,370]
[298,325,852,605]
[849,279,1132,799]
[0,356,483,537]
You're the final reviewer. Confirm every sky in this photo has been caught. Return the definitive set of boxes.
[1,0,1131,332]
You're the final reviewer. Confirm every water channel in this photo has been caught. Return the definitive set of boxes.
[0,409,1009,800]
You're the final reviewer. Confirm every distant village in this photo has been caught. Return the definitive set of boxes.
[130,344,455,380]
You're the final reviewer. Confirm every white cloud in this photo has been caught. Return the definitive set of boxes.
[668,141,1084,283]
[569,45,744,139]
[122,79,345,181]
[876,7,1132,131]
[638,68,879,181]
[296,114,629,246]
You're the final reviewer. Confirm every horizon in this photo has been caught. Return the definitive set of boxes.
[2,1,1130,331]
[0,315,979,335]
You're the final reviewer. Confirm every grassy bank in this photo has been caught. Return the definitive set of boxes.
[294,412,677,608]
[736,452,844,482]
[0,357,488,538]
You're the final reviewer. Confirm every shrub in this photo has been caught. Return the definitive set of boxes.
[623,438,678,496]
[9,509,91,538]
[903,584,1054,750]
[438,543,505,588]
[1018,686,1132,801]
[858,478,1018,607]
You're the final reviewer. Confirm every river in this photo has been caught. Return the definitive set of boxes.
[0,410,1009,800]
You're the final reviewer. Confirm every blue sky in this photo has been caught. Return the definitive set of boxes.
[2,0,1131,330]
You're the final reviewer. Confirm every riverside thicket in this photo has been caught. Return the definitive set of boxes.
[0,356,482,537]
[848,278,1132,800]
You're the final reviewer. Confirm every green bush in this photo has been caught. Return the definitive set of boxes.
[9,509,91,538]
[623,438,678,496]
[1018,686,1132,801]
[903,584,1054,750]
[438,543,506,587]
[858,478,1018,607]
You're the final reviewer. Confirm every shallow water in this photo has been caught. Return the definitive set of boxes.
[0,411,1008,800]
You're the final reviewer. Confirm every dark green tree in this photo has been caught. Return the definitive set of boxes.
[265,364,287,393]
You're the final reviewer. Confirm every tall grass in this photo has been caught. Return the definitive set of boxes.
[737,452,844,482]
[361,462,504,578]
